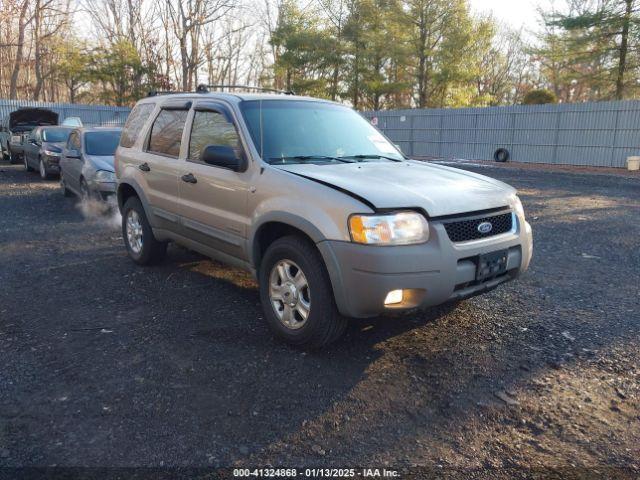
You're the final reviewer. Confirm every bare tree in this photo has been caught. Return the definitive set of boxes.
[9,0,31,99]
[33,0,70,100]
[475,25,531,105]
[164,0,236,91]
[204,13,258,87]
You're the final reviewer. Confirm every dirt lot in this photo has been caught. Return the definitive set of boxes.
[0,162,638,476]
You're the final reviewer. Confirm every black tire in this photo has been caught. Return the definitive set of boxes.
[494,148,510,163]
[39,158,52,180]
[24,155,34,172]
[60,173,73,197]
[121,196,167,265]
[259,235,347,348]
[79,178,91,199]
[9,150,19,164]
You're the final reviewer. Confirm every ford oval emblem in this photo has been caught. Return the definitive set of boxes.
[477,221,493,234]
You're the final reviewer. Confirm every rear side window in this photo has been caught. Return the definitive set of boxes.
[147,109,188,158]
[189,111,240,162]
[120,103,154,148]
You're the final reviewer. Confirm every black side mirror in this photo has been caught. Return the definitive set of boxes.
[66,149,81,159]
[200,145,245,171]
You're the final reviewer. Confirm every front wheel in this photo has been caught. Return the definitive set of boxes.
[39,158,52,179]
[60,172,73,197]
[259,235,347,348]
[122,197,167,265]
[24,155,34,172]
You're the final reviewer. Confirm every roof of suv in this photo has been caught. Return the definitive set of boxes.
[139,92,337,105]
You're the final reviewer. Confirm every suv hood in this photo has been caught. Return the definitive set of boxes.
[275,161,516,217]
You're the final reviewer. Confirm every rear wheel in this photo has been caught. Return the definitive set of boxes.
[122,196,167,265]
[8,150,18,164]
[259,235,347,348]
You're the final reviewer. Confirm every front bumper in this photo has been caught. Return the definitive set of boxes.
[89,181,116,200]
[43,156,61,172]
[318,214,533,318]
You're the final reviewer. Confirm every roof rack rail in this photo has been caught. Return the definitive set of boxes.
[147,90,187,97]
[196,84,295,95]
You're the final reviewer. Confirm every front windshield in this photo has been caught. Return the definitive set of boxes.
[85,131,122,156]
[240,100,404,163]
[42,128,72,143]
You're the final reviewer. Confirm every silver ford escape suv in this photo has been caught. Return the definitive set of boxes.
[115,87,533,348]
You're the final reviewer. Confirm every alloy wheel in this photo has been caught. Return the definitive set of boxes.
[125,209,143,254]
[268,259,311,330]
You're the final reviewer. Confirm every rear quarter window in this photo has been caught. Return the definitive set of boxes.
[120,103,154,148]
[147,109,188,158]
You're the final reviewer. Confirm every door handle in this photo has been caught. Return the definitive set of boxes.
[181,173,197,184]
[138,162,150,172]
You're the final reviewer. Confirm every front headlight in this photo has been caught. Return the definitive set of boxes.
[43,150,61,157]
[511,194,525,218]
[95,170,116,183]
[349,211,429,245]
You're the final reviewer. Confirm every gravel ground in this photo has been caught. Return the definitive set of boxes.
[0,161,638,476]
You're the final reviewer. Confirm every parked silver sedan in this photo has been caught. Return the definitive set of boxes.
[59,127,122,200]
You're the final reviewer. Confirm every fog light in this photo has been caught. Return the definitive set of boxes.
[384,289,403,305]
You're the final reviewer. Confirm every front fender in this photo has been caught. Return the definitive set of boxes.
[248,210,327,267]
[247,209,353,316]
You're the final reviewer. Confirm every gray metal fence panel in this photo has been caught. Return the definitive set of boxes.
[364,100,640,168]
[0,99,131,127]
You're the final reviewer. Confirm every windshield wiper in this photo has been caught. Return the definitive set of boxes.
[267,155,354,164]
[338,154,403,162]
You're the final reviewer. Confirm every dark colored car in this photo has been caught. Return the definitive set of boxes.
[60,127,122,199]
[23,126,73,179]
[0,108,58,163]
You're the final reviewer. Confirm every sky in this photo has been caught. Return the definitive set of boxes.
[469,0,548,34]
